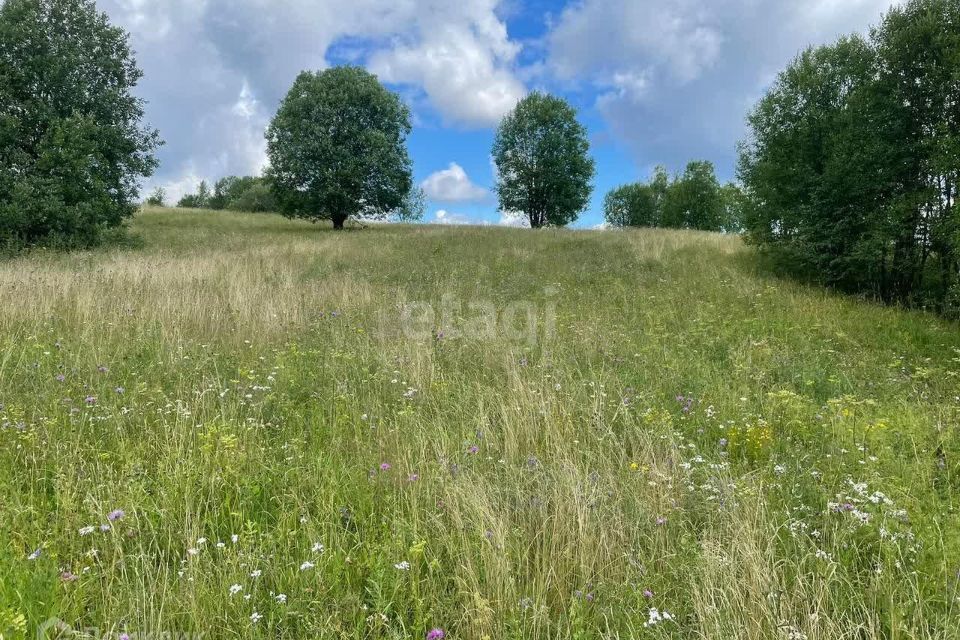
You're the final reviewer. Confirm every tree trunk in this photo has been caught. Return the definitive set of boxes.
[332,214,346,230]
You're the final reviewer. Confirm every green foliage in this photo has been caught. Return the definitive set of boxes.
[177,180,210,209]
[603,183,658,228]
[393,186,426,222]
[604,163,743,232]
[739,0,960,311]
[266,66,413,230]
[0,0,160,249]
[145,187,166,207]
[492,92,595,228]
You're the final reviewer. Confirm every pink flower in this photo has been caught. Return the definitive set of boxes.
[426,629,445,640]
[380,462,392,472]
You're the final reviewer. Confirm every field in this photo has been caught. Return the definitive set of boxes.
[2,208,960,639]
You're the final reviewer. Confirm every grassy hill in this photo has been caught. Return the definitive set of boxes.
[1,208,959,639]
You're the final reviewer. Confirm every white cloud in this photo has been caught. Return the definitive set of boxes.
[433,209,473,225]
[421,163,489,202]
[497,211,529,228]
[98,0,526,194]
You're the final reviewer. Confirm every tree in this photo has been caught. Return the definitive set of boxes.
[0,0,160,248]
[266,66,413,230]
[492,93,595,228]
[661,161,725,231]
[393,186,426,222]
[739,0,960,310]
[177,180,211,209]
[603,183,658,228]
[145,187,166,207]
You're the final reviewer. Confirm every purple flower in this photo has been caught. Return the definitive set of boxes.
[55,374,66,382]
[656,516,667,526]
[84,396,96,406]
[718,438,728,448]
[60,571,78,582]
[97,365,109,373]
[643,589,654,599]
[426,630,445,640]
[380,462,392,472]
[108,509,125,522]
[468,445,479,455]
[408,473,420,482]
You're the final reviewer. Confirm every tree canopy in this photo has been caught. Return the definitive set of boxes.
[492,93,595,228]
[265,66,414,229]
[0,0,160,248]
[739,0,960,310]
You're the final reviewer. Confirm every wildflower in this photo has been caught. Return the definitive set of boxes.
[250,569,262,578]
[107,509,125,522]
[229,584,243,596]
[27,548,41,561]
[78,526,96,536]
[97,365,109,373]
[773,464,787,475]
[99,524,111,532]
[426,629,445,640]
[250,612,262,624]
[312,542,325,554]
[394,561,411,571]
[84,396,96,406]
[468,445,479,455]
[187,548,199,556]
[196,538,207,546]
[655,517,667,526]
[276,593,287,604]
[408,473,420,482]
[60,571,78,582]
[380,462,392,472]
[55,374,66,382]
[643,589,654,599]
[115,387,125,395]
[231,534,239,544]
[644,608,674,627]
[300,561,315,571]
[119,634,130,640]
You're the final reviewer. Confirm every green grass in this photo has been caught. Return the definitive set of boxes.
[2,207,959,639]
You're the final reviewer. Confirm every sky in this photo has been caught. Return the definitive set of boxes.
[100,0,902,228]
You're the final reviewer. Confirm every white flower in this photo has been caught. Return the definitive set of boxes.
[312,542,325,554]
[231,534,239,544]
[196,537,207,546]
[644,608,674,627]
[250,570,262,578]
[300,561,315,571]
[229,584,243,596]
[187,548,199,556]
[394,561,411,571]
[250,612,262,623]
[276,593,287,604]
[79,526,96,536]
[773,464,787,475]
[27,548,41,561]
[216,542,225,549]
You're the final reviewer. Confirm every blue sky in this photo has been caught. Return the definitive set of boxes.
[100,0,901,228]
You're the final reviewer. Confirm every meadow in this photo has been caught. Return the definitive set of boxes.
[2,208,960,639]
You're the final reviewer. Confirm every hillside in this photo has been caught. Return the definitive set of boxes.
[1,208,958,639]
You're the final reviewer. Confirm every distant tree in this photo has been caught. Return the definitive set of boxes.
[145,187,166,207]
[177,181,211,209]
[0,0,161,248]
[393,186,426,222]
[492,92,595,228]
[661,161,725,231]
[228,179,276,213]
[603,183,658,228]
[266,66,413,230]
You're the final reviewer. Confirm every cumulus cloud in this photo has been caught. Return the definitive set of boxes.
[433,209,474,225]
[97,0,526,194]
[421,163,490,202]
[547,0,903,175]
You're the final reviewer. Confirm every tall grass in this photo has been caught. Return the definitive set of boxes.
[1,208,958,639]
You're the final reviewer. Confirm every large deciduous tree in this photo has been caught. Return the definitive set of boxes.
[0,0,161,248]
[265,66,413,230]
[492,93,595,229]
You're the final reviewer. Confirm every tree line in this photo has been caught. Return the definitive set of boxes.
[739,0,959,311]
[603,163,744,232]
